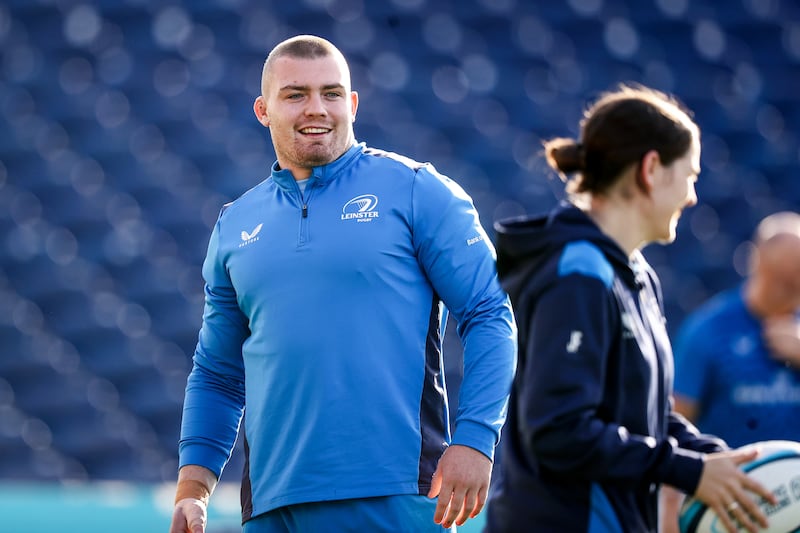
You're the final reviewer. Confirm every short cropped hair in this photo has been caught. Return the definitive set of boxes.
[260,35,350,94]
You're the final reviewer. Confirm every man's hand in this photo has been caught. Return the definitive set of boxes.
[694,448,777,533]
[427,444,492,528]
[169,465,217,533]
[764,315,800,366]
[170,498,208,533]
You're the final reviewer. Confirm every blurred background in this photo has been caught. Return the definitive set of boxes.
[1,0,798,531]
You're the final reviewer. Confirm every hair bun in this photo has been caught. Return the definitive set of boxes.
[546,139,585,174]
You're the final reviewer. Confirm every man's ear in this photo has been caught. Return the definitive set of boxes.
[350,90,359,123]
[253,96,270,128]
[637,149,660,193]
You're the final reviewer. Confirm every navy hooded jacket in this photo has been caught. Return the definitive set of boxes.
[484,203,726,533]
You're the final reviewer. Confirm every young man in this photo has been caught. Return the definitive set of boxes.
[169,35,516,533]
[673,211,800,445]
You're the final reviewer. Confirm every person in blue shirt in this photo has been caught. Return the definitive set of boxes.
[662,211,800,533]
[673,211,800,445]
[167,35,517,533]
[484,85,775,533]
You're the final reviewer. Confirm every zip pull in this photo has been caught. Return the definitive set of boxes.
[302,204,308,218]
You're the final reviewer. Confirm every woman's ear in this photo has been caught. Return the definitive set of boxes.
[253,96,270,128]
[637,149,660,194]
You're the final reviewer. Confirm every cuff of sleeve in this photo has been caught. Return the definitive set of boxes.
[451,419,498,462]
[659,447,705,495]
[178,442,228,479]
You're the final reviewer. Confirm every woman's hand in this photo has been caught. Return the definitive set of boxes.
[694,448,777,533]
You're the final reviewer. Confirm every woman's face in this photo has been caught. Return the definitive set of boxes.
[648,137,700,244]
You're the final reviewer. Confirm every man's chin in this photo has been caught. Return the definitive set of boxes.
[298,147,339,167]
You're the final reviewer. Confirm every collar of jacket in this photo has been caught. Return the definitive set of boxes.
[270,142,363,191]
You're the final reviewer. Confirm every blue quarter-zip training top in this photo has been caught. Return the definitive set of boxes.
[178,143,517,523]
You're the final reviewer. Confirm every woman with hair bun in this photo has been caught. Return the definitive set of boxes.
[484,85,775,533]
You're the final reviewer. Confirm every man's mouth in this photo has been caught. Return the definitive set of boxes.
[299,127,331,134]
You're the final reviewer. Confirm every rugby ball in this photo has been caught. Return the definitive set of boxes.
[679,440,800,533]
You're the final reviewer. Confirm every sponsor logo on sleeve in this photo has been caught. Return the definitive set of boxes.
[566,330,583,353]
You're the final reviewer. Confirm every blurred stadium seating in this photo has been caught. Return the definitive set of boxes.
[1,0,798,520]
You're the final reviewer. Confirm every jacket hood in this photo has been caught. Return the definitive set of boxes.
[494,202,638,296]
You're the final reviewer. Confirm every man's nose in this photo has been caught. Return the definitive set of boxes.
[305,93,327,115]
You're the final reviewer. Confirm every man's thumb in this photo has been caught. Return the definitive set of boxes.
[190,517,205,533]
[427,466,442,498]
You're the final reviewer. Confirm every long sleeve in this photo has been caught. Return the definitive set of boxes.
[519,274,704,493]
[410,165,517,460]
[178,216,248,478]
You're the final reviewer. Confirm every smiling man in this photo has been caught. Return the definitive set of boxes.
[254,41,357,176]
[169,35,517,533]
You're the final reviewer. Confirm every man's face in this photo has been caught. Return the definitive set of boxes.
[759,235,800,316]
[256,54,358,179]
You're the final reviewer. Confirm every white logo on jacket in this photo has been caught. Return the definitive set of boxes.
[341,194,379,222]
[566,330,583,353]
[239,223,263,247]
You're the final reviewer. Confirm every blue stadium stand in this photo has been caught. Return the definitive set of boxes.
[1,0,798,503]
